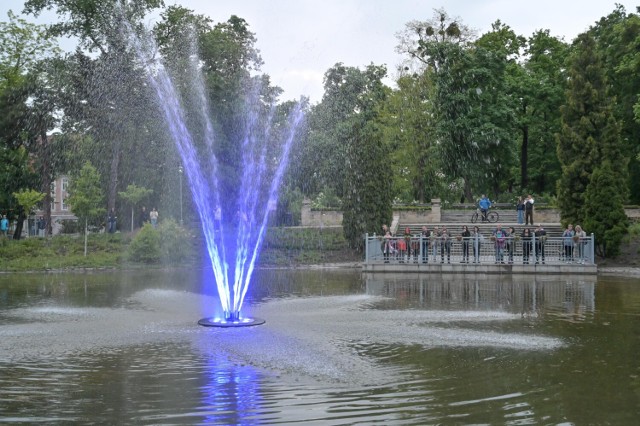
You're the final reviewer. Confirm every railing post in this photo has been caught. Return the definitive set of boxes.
[365,233,369,263]
[532,232,536,261]
[590,233,595,264]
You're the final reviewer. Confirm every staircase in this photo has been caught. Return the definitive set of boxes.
[397,209,564,237]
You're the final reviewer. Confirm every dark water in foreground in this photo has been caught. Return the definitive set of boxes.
[0,269,639,424]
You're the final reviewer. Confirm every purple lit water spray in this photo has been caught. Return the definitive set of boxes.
[127,24,304,326]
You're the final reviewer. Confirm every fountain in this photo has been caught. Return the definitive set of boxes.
[127,23,304,327]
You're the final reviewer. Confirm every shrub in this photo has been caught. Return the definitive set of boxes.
[127,223,161,263]
[158,218,194,263]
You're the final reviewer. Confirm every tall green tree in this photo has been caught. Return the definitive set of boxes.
[557,33,627,226]
[583,160,628,257]
[588,5,640,202]
[519,30,568,193]
[380,73,440,203]
[0,10,60,237]
[331,64,392,249]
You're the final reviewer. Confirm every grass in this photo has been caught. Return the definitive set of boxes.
[0,226,360,272]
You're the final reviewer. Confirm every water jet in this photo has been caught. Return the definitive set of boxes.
[126,23,303,327]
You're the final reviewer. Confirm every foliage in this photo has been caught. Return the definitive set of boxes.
[557,33,627,227]
[127,220,194,264]
[12,188,44,215]
[311,187,342,209]
[157,218,194,263]
[126,223,161,263]
[67,162,105,230]
[583,161,628,257]
[118,183,153,229]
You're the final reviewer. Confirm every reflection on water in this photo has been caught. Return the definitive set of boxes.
[365,273,596,321]
[0,269,639,424]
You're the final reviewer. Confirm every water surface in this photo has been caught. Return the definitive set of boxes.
[1,269,638,424]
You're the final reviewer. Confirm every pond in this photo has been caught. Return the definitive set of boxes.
[0,269,639,424]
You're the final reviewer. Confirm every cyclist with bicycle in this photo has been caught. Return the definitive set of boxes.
[478,194,493,222]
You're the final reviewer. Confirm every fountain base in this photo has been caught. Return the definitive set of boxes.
[198,317,265,328]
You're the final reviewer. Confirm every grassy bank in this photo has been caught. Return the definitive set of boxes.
[0,225,361,272]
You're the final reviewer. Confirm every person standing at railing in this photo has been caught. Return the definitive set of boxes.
[493,225,507,264]
[574,225,587,264]
[562,224,575,263]
[524,195,535,225]
[432,226,441,262]
[440,226,451,263]
[535,224,547,264]
[460,225,471,263]
[381,225,392,263]
[516,196,525,224]
[472,225,483,263]
[421,225,430,263]
[522,228,533,264]
[506,226,516,264]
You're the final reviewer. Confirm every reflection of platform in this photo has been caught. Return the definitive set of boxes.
[363,262,597,275]
[198,317,266,328]
[364,273,597,315]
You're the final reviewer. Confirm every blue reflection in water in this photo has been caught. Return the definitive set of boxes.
[200,357,264,425]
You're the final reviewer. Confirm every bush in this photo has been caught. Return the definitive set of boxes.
[158,218,194,263]
[127,223,161,263]
[127,220,194,264]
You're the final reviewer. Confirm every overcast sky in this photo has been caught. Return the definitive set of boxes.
[1,0,638,102]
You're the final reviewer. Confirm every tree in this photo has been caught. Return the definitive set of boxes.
[379,73,441,203]
[335,64,393,249]
[67,162,105,255]
[518,30,568,193]
[12,188,45,239]
[583,161,628,257]
[588,5,640,202]
[118,184,153,232]
[557,33,626,226]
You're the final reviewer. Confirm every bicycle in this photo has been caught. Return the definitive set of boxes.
[471,208,499,224]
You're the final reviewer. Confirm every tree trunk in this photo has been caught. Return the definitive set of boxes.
[40,130,52,237]
[107,139,121,212]
[13,211,25,240]
[520,102,529,189]
[84,219,88,257]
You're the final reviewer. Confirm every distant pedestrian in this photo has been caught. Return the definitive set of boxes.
[472,225,483,263]
[150,207,159,228]
[522,228,533,264]
[421,225,430,263]
[574,225,587,264]
[562,224,575,263]
[108,208,117,233]
[535,224,546,264]
[139,206,148,228]
[0,215,8,237]
[524,195,535,225]
[37,216,46,237]
[516,196,525,224]
[460,225,471,263]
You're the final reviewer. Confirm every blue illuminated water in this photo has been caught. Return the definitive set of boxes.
[127,25,304,322]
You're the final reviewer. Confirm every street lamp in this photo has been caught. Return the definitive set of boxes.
[178,165,183,226]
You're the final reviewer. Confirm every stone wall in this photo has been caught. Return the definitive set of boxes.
[301,199,343,227]
[300,198,637,226]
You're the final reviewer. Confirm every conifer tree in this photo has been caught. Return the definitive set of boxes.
[556,33,626,226]
[583,161,628,257]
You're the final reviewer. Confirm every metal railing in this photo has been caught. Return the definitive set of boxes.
[365,233,595,265]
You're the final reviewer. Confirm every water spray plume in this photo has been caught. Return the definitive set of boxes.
[124,19,304,327]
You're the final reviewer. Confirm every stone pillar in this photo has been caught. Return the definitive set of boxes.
[431,198,441,223]
[301,198,312,226]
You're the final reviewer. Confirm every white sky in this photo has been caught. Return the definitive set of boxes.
[1,0,638,103]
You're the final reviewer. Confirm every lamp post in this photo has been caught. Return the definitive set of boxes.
[178,165,183,226]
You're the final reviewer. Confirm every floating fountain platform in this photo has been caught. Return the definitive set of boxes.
[198,315,265,328]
